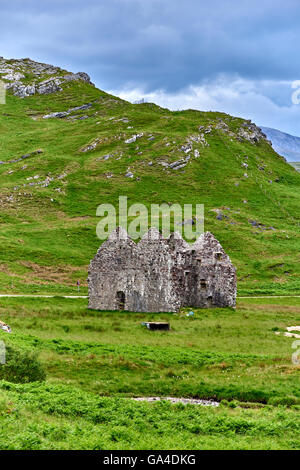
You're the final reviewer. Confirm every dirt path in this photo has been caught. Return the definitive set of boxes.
[238,295,300,299]
[0,294,298,300]
[0,294,88,298]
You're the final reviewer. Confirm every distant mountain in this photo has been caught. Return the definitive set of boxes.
[261,126,300,162]
[290,162,300,171]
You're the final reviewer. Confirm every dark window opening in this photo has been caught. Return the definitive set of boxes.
[116,291,125,310]
[215,252,222,260]
[200,279,207,288]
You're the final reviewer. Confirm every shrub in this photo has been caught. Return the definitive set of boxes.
[0,345,46,383]
[268,396,300,407]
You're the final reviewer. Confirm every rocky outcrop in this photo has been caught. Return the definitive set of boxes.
[198,118,268,145]
[0,149,43,165]
[43,103,92,119]
[0,320,11,333]
[7,78,63,98]
[237,121,268,144]
[0,57,94,98]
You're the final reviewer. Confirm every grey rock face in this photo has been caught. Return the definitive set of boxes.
[43,111,69,119]
[0,149,43,165]
[2,71,25,81]
[125,133,143,144]
[63,72,92,84]
[0,57,94,98]
[43,103,93,119]
[5,77,63,98]
[36,77,63,95]
[88,228,236,312]
[7,83,36,98]
[237,122,267,144]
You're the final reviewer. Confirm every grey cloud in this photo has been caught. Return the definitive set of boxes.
[1,0,300,91]
[1,0,300,134]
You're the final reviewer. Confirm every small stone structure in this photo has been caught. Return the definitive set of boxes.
[88,227,236,312]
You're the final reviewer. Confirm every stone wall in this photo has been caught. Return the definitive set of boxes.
[88,227,236,312]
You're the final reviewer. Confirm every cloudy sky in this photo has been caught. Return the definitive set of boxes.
[1,0,300,135]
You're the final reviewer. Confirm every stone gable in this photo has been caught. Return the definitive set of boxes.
[88,228,236,312]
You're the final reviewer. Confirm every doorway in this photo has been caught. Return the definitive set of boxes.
[116,291,125,310]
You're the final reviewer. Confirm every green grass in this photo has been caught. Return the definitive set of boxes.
[0,382,299,450]
[0,60,300,450]
[0,71,299,295]
[0,297,299,449]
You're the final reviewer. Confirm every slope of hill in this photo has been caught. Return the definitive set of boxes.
[261,126,300,164]
[0,57,300,296]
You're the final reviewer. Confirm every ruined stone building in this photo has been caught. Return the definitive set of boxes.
[88,227,236,312]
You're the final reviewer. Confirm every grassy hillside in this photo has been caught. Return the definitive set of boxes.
[0,296,299,450]
[0,58,299,296]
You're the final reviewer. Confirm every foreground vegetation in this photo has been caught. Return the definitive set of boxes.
[0,296,299,449]
[1,382,299,450]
